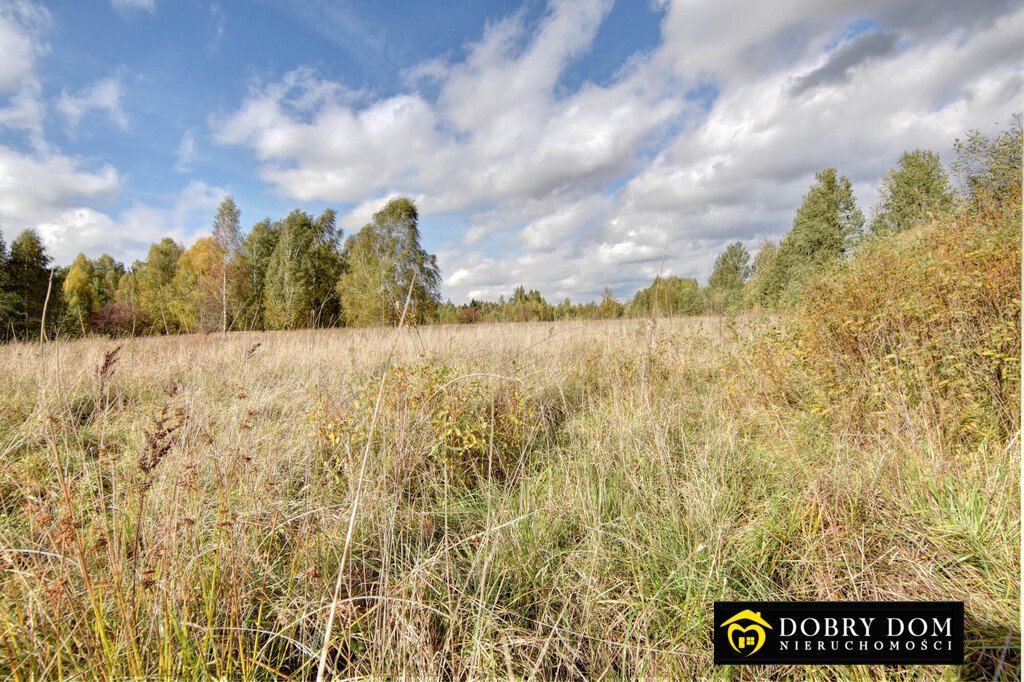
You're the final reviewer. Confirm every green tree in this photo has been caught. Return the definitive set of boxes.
[337,198,440,327]
[238,219,280,330]
[8,229,52,338]
[743,240,784,309]
[705,241,750,311]
[870,149,953,235]
[170,237,223,332]
[62,254,98,333]
[628,276,703,316]
[0,230,20,340]
[773,168,864,303]
[211,196,242,332]
[598,286,623,319]
[92,254,125,307]
[264,209,343,329]
[951,113,1022,212]
[137,238,184,333]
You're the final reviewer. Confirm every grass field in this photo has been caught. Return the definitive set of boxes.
[0,316,1019,679]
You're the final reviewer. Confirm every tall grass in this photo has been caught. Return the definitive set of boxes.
[0,268,1019,678]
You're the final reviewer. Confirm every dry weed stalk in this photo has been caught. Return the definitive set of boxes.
[97,343,122,409]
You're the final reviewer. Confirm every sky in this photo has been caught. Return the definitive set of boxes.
[0,0,1020,303]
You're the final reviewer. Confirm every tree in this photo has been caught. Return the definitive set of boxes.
[773,168,864,303]
[0,229,19,340]
[628,276,703,317]
[63,254,98,333]
[238,219,280,330]
[707,242,751,291]
[743,240,784,309]
[951,114,1023,212]
[705,241,750,311]
[92,254,125,307]
[598,286,623,319]
[337,198,440,327]
[136,238,184,333]
[264,209,343,329]
[870,149,953,235]
[170,237,223,332]
[8,229,52,338]
[211,196,242,332]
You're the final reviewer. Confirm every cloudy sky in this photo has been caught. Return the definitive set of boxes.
[0,0,1020,302]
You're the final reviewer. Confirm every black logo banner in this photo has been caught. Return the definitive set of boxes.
[714,601,964,665]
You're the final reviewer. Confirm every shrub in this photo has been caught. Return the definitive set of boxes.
[773,200,1021,444]
[89,302,149,337]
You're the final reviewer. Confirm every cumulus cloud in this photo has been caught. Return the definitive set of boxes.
[35,181,227,264]
[208,0,1021,301]
[57,76,129,130]
[0,1,50,145]
[214,0,680,218]
[0,1,226,266]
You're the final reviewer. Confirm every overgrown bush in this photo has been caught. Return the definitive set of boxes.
[765,199,1021,445]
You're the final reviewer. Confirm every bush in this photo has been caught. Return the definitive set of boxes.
[773,200,1021,444]
[89,302,148,337]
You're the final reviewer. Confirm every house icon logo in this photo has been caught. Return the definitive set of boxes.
[720,609,772,656]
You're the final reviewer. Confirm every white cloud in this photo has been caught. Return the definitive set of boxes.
[0,1,227,267]
[112,0,155,17]
[175,129,196,171]
[35,181,227,263]
[213,0,679,220]
[57,76,129,130]
[0,0,49,92]
[0,144,120,224]
[207,0,1020,302]
[0,1,50,146]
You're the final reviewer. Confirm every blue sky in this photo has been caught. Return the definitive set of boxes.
[0,0,1020,302]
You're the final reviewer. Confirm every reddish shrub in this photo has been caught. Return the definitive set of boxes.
[89,303,148,337]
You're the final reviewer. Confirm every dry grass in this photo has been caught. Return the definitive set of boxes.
[0,315,1018,679]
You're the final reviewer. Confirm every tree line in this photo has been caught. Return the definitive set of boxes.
[0,196,440,340]
[0,116,1018,341]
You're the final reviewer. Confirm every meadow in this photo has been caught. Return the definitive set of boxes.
[1,276,1019,679]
